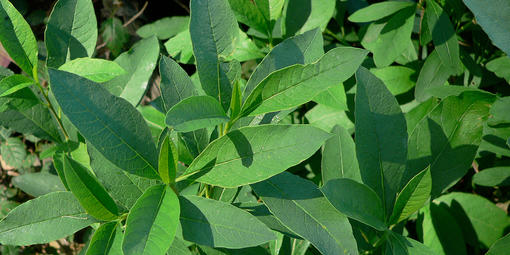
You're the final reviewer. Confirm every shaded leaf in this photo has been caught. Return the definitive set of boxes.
[165,96,229,132]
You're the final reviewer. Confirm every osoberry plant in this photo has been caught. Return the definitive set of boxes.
[0,0,509,254]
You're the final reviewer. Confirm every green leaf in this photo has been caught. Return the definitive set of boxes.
[63,155,119,221]
[385,232,438,255]
[45,0,97,68]
[488,97,510,125]
[180,125,331,187]
[321,178,387,231]
[0,191,96,245]
[283,0,336,37]
[165,96,229,132]
[389,166,432,224]
[123,185,180,255]
[49,69,159,179]
[52,152,69,190]
[159,55,199,112]
[166,238,192,255]
[407,92,494,197]
[487,234,510,255]
[405,98,439,136]
[86,222,123,255]
[462,0,510,56]
[190,0,239,111]
[12,172,65,197]
[305,105,354,133]
[355,67,408,217]
[0,0,38,76]
[414,50,453,102]
[486,56,510,84]
[426,0,462,74]
[179,195,276,248]
[370,66,416,95]
[435,192,510,248]
[251,172,358,255]
[159,136,178,184]
[103,36,160,106]
[472,167,510,187]
[242,47,367,116]
[228,0,279,36]
[313,83,348,110]
[136,16,189,40]
[0,137,26,168]
[58,57,126,83]
[0,74,34,97]
[164,30,195,64]
[348,1,416,22]
[100,17,130,57]
[321,125,361,184]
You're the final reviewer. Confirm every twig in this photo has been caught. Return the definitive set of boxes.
[123,1,148,27]
[173,0,190,13]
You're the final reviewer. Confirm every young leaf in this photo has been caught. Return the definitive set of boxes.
[251,172,359,255]
[321,178,387,231]
[242,47,368,116]
[86,222,123,255]
[45,0,98,68]
[179,195,276,248]
[0,74,34,97]
[321,125,361,184]
[159,136,178,184]
[123,185,180,255]
[0,0,38,76]
[389,166,432,225]
[472,167,510,187]
[63,155,119,221]
[58,58,126,83]
[0,191,96,245]
[165,96,229,132]
[49,69,159,179]
[179,125,331,187]
[355,67,408,217]
[159,55,199,112]
[348,1,416,22]
[190,0,239,111]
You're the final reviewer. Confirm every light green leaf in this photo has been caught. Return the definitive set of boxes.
[12,172,65,197]
[252,172,358,255]
[0,191,96,245]
[472,167,510,187]
[321,125,361,184]
[414,50,453,102]
[0,74,34,97]
[305,105,354,133]
[159,136,178,184]
[228,0,282,36]
[159,55,199,112]
[0,0,38,76]
[64,155,119,221]
[180,125,331,187]
[355,67,408,217]
[86,222,123,255]
[49,69,159,179]
[123,185,180,255]
[45,0,97,68]
[58,57,126,83]
[0,137,26,168]
[348,1,416,22]
[164,30,194,64]
[486,56,510,84]
[179,195,276,248]
[370,66,416,95]
[283,0,335,36]
[487,234,510,255]
[136,16,189,40]
[313,83,347,110]
[165,96,229,132]
[242,47,367,116]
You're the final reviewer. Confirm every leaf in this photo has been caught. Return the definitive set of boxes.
[165,96,229,132]
[179,195,276,248]
[63,155,119,221]
[305,105,354,133]
[12,172,65,197]
[0,74,34,97]
[0,191,96,245]
[45,0,97,68]
[228,0,280,36]
[136,16,189,40]
[472,167,510,187]
[407,92,494,197]
[389,166,432,224]
[123,185,180,255]
[488,97,510,125]
[405,98,439,136]
[435,192,510,248]
[370,66,416,95]
[103,36,160,106]
[166,237,192,255]
[355,67,408,217]
[86,222,123,255]
[159,136,178,184]
[313,83,348,110]
[414,50,453,102]
[58,57,126,83]
[462,0,510,56]
[242,47,367,116]
[426,0,462,74]
[486,56,510,84]
[321,178,387,231]
[100,17,130,57]
[251,172,358,255]
[385,232,439,255]
[487,234,510,255]
[348,1,416,22]
[180,125,331,187]
[0,137,26,168]
[164,30,195,64]
[190,0,239,111]
[49,69,159,179]
[159,55,199,112]
[0,0,38,76]
[321,125,361,184]
[283,0,336,36]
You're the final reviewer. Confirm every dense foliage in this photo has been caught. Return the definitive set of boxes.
[0,0,509,254]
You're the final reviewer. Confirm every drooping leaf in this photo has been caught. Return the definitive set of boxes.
[179,125,331,187]
[0,74,34,97]
[58,57,126,83]
[472,167,510,187]
[321,125,361,184]
[179,195,276,248]
[49,69,159,179]
[12,172,65,197]
[165,96,229,132]
[348,1,416,22]
[86,221,123,255]
[123,185,180,255]
[159,55,199,112]
[45,0,97,68]
[0,191,96,245]
[251,172,359,255]
[136,16,189,40]
[158,136,178,184]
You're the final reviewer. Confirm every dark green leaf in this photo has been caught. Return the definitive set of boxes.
[100,17,130,57]
[159,55,199,112]
[321,125,361,184]
[385,232,438,255]
[488,97,510,125]
[86,222,123,255]
[165,96,229,132]
[159,135,178,184]
[12,172,65,197]
[282,0,335,37]
[0,137,25,168]
[414,50,453,102]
